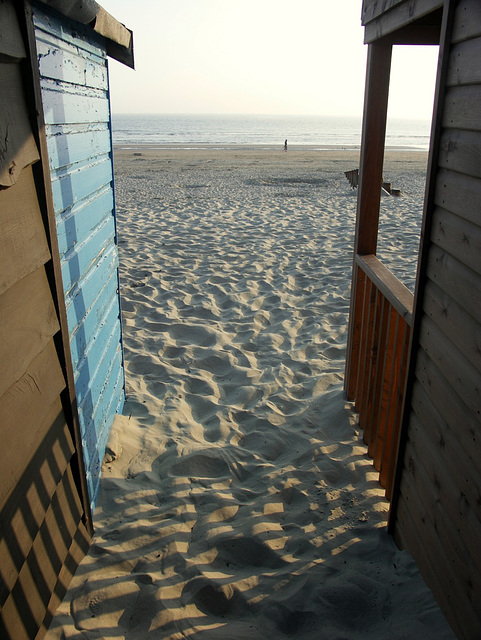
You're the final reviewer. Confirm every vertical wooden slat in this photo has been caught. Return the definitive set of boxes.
[373,304,396,472]
[345,265,366,399]
[355,278,372,411]
[367,295,390,457]
[385,321,411,500]
[358,279,376,421]
[362,286,382,445]
[380,314,405,489]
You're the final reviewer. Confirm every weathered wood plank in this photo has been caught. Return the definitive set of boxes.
[39,78,109,126]
[0,165,51,296]
[447,35,481,86]
[69,276,119,368]
[65,244,119,338]
[45,125,111,172]
[431,206,481,277]
[404,419,481,598]
[0,268,60,399]
[451,0,481,44]
[36,37,108,90]
[0,341,66,508]
[411,380,481,541]
[414,347,481,468]
[33,6,106,59]
[396,459,481,638]
[424,278,481,375]
[426,244,481,321]
[443,85,481,132]
[60,217,116,294]
[363,0,443,42]
[394,497,462,639]
[418,314,481,418]
[435,167,481,225]
[50,157,113,218]
[56,187,113,259]
[0,62,39,186]
[438,130,481,180]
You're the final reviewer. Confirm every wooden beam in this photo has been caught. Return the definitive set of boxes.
[356,39,392,256]
[388,0,456,533]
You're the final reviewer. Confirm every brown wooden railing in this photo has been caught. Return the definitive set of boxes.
[345,254,413,500]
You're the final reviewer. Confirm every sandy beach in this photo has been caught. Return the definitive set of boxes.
[46,148,455,639]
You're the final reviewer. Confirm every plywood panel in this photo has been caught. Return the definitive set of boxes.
[0,413,75,606]
[0,165,51,296]
[0,342,66,508]
[0,268,60,399]
[0,62,39,186]
[0,0,26,59]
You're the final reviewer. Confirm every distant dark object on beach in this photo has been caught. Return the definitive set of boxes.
[344,168,359,189]
[344,168,401,196]
[284,139,287,152]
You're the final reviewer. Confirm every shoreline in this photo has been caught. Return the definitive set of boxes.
[113,143,429,153]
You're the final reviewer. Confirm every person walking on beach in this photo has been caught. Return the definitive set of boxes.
[284,139,288,152]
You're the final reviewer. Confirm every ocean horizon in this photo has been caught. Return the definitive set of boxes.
[111,113,431,150]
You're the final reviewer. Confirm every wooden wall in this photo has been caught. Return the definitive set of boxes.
[32,4,125,509]
[0,2,90,638]
[389,1,481,638]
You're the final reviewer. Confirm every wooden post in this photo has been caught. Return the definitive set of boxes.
[356,37,392,256]
[345,37,392,393]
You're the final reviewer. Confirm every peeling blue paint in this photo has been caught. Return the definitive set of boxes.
[33,4,125,511]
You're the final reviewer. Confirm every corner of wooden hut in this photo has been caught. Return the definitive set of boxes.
[345,1,481,638]
[0,1,133,638]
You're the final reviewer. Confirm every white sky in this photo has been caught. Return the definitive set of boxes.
[101,0,440,120]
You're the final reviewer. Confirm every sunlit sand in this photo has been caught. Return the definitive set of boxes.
[46,148,455,639]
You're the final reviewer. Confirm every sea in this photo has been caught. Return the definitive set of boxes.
[111,113,431,150]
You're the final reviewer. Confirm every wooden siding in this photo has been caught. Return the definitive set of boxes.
[362,0,444,43]
[390,2,481,638]
[32,5,125,509]
[0,3,90,637]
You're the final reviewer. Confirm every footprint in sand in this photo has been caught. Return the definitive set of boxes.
[169,452,230,479]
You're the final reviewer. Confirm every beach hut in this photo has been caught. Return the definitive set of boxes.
[0,1,132,637]
[345,1,481,637]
